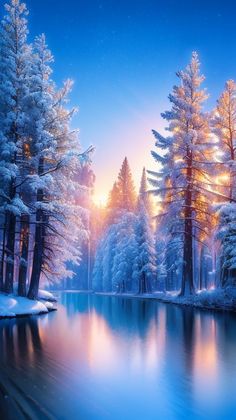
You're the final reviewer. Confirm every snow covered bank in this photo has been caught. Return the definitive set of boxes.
[38,289,57,302]
[95,287,236,312]
[0,294,56,319]
[154,287,236,312]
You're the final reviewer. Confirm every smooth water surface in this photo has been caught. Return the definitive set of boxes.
[0,292,236,419]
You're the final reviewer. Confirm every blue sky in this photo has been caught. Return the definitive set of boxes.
[5,0,236,201]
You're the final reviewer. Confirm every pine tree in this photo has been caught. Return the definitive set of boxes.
[0,1,92,299]
[149,52,212,296]
[107,181,121,210]
[212,80,236,286]
[0,0,31,293]
[112,212,138,293]
[93,158,138,294]
[138,167,153,216]
[115,157,137,211]
[133,171,156,294]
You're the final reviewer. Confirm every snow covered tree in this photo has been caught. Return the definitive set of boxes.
[109,157,137,212]
[0,0,31,293]
[92,212,137,293]
[132,170,156,294]
[68,163,95,290]
[108,181,121,210]
[0,1,92,300]
[139,167,153,217]
[92,236,105,291]
[93,159,138,294]
[117,157,136,211]
[149,52,212,296]
[111,212,138,293]
[212,80,236,286]
[27,37,91,298]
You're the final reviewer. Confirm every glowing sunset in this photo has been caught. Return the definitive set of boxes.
[0,1,236,419]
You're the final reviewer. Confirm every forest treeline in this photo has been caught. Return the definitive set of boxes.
[93,53,236,297]
[1,0,236,303]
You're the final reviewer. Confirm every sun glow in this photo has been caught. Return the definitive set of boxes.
[214,173,230,186]
[93,193,108,208]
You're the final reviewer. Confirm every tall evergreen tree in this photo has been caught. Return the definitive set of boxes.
[133,171,156,294]
[115,157,137,211]
[138,167,153,216]
[212,80,236,286]
[149,52,212,296]
[0,0,31,293]
[112,212,138,293]
[0,1,92,299]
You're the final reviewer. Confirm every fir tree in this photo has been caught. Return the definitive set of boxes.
[0,0,31,293]
[0,1,92,299]
[115,157,137,211]
[212,80,236,286]
[149,52,212,296]
[138,167,153,216]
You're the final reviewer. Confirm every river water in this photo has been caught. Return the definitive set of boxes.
[0,292,236,419]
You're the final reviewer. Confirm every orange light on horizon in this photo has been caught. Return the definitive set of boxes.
[92,192,108,208]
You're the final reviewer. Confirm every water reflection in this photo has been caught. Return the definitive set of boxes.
[0,293,236,419]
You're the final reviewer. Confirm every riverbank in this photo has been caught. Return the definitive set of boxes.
[95,286,236,312]
[0,292,57,319]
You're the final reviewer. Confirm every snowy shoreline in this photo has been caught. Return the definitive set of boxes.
[95,287,236,313]
[0,291,57,320]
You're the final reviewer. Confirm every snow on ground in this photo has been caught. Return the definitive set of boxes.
[95,287,236,312]
[0,294,55,319]
[154,287,236,311]
[38,289,57,302]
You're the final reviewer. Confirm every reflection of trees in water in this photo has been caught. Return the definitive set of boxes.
[61,293,159,339]
[100,295,158,338]
[61,292,92,316]
[213,311,236,372]
[0,316,43,367]
[182,307,195,374]
[160,305,195,373]
[60,292,236,393]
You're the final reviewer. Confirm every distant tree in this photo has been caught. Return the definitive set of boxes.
[133,203,156,294]
[68,162,95,290]
[93,158,138,294]
[109,157,137,212]
[112,212,138,293]
[132,171,156,294]
[92,236,104,292]
[108,182,121,210]
[138,167,153,217]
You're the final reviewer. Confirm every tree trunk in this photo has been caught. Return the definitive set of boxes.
[180,148,194,296]
[0,217,6,291]
[27,192,45,300]
[28,157,45,300]
[221,263,227,288]
[18,215,29,297]
[4,211,16,294]
[199,245,204,290]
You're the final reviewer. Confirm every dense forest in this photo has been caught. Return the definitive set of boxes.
[92,53,236,306]
[0,0,236,310]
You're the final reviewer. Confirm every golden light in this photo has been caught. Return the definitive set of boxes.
[173,126,180,134]
[92,192,108,208]
[174,156,183,163]
[215,173,230,185]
